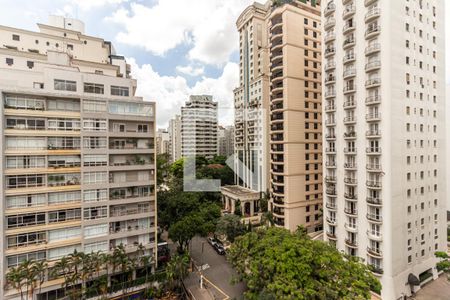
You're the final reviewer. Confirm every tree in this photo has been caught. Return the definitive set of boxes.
[227,227,381,299]
[157,153,170,186]
[216,214,246,242]
[6,264,25,300]
[169,215,201,253]
[166,254,190,291]
[435,251,450,279]
[234,199,242,216]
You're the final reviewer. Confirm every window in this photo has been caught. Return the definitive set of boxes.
[27,61,34,69]
[109,101,153,117]
[54,79,77,91]
[6,156,45,169]
[84,224,108,238]
[84,83,104,94]
[67,44,73,50]
[111,86,129,96]
[7,251,46,268]
[83,206,107,220]
[48,119,81,131]
[47,99,80,112]
[83,119,107,131]
[48,155,81,168]
[83,172,108,184]
[6,137,46,150]
[83,189,108,202]
[84,241,108,253]
[6,117,45,130]
[49,245,81,260]
[48,209,81,223]
[48,191,81,204]
[83,100,106,112]
[12,34,20,41]
[6,194,46,209]
[7,174,45,189]
[6,58,14,65]
[83,155,108,166]
[83,137,107,149]
[4,95,45,110]
[7,213,46,228]
[48,137,81,150]
[48,227,81,242]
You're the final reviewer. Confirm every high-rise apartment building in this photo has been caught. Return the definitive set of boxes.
[217,125,235,157]
[181,95,218,159]
[156,129,170,155]
[0,17,157,299]
[268,0,323,232]
[168,114,182,162]
[221,2,270,225]
[322,1,446,298]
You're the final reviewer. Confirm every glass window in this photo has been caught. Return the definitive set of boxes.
[7,251,46,267]
[83,206,107,220]
[83,137,107,149]
[54,79,77,92]
[82,119,107,131]
[110,86,129,96]
[84,224,108,238]
[48,209,81,223]
[48,245,81,260]
[108,101,153,117]
[83,154,108,166]
[47,99,80,112]
[84,83,104,94]
[6,194,46,209]
[83,189,108,202]
[4,95,45,110]
[84,241,108,253]
[6,156,45,169]
[83,100,106,112]
[48,191,81,204]
[48,227,81,242]
[83,172,108,184]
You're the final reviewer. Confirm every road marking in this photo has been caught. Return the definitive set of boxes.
[200,263,210,271]
[202,275,230,300]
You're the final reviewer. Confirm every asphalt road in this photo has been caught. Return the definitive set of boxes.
[189,236,246,299]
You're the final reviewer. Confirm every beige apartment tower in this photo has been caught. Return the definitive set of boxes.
[322,0,447,298]
[268,0,323,232]
[0,17,157,299]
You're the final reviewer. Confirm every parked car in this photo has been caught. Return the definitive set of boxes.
[214,243,226,255]
[207,237,217,247]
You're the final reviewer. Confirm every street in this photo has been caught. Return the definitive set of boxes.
[186,236,246,299]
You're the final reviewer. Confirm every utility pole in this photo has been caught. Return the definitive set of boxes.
[200,242,205,289]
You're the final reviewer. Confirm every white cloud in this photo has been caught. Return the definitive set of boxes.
[72,0,129,10]
[176,65,205,77]
[129,58,238,128]
[107,0,258,66]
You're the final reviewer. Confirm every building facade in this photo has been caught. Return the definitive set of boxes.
[0,17,157,299]
[168,114,182,163]
[217,125,234,157]
[181,95,218,159]
[268,0,323,232]
[156,129,170,156]
[221,2,271,225]
[322,0,446,298]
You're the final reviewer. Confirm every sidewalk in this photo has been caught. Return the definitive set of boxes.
[184,271,228,300]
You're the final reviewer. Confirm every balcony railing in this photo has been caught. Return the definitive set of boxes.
[365,8,381,22]
[365,43,381,55]
[367,214,382,222]
[365,95,381,105]
[344,208,358,215]
[345,238,358,247]
[366,180,382,188]
[366,147,382,154]
[344,178,357,185]
[367,197,382,205]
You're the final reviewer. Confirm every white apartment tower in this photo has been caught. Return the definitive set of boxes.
[322,0,446,299]
[168,114,182,162]
[181,95,218,159]
[0,17,157,299]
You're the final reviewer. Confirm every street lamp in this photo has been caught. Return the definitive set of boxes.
[200,242,205,289]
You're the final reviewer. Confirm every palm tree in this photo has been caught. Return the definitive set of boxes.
[6,265,26,300]
[260,211,274,227]
[53,256,71,298]
[166,254,189,292]
[31,260,47,296]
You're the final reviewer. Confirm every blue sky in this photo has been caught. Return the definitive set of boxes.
[0,0,448,128]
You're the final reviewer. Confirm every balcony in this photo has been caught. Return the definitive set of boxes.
[324,3,336,16]
[325,90,336,98]
[343,86,356,95]
[326,231,337,240]
[365,43,381,56]
[365,0,378,6]
[365,61,381,72]
[343,116,356,124]
[367,247,383,258]
[325,104,336,112]
[110,204,152,218]
[365,8,381,22]
[343,23,355,34]
[367,214,382,223]
[326,189,337,196]
[365,25,381,39]
[326,202,337,210]
[344,162,357,170]
[366,113,381,122]
[325,47,336,57]
[325,176,337,183]
[325,119,336,127]
[342,5,355,20]
[343,68,356,79]
[325,134,336,140]
[344,193,357,201]
[344,223,358,232]
[366,164,382,172]
[344,148,357,155]
[343,131,356,140]
[367,197,382,206]
[326,161,337,168]
[325,76,336,85]
[366,147,382,155]
[344,208,358,216]
[325,62,336,71]
[326,217,337,225]
[345,238,358,248]
[344,178,357,185]
[366,130,381,138]
[343,38,355,49]
[365,78,381,88]
[343,99,356,109]
[366,95,381,105]
[343,53,356,64]
[324,18,336,30]
[367,230,382,241]
[366,180,382,188]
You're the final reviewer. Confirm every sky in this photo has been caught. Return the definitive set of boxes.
[0,0,448,129]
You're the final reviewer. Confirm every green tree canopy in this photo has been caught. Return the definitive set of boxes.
[227,227,381,300]
[216,214,247,242]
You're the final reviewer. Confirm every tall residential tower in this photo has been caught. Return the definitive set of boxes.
[322,0,446,298]
[0,17,157,299]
